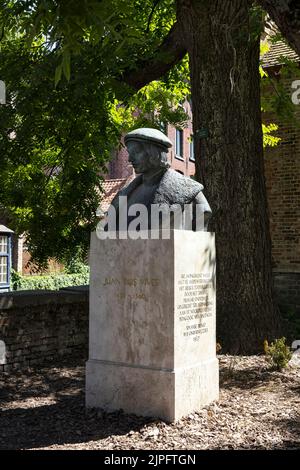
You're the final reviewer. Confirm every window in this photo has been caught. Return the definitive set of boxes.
[0,236,8,285]
[0,236,8,253]
[0,256,7,284]
[175,129,183,158]
[189,138,195,161]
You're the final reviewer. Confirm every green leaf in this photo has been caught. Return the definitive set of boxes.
[55,64,62,87]
[62,50,71,81]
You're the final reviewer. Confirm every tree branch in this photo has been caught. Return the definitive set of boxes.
[146,0,162,33]
[123,21,187,91]
[258,0,300,56]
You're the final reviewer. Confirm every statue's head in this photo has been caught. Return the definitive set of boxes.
[124,128,172,174]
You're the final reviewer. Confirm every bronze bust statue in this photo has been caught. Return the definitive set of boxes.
[105,128,211,232]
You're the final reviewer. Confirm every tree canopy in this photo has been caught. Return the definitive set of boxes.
[0,0,299,269]
[0,0,190,266]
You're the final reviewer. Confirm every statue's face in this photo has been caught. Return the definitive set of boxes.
[127,141,149,174]
[127,140,162,174]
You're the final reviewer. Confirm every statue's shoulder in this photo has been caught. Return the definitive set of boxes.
[164,169,203,190]
[116,174,142,196]
[109,174,142,210]
[154,169,204,205]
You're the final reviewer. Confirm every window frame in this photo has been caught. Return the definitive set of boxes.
[175,129,184,160]
[189,137,195,162]
[0,235,11,290]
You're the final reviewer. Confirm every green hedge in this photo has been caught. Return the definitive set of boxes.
[11,269,89,291]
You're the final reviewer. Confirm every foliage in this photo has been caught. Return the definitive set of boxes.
[264,337,292,370]
[262,123,280,147]
[64,249,89,275]
[10,268,89,291]
[0,0,177,83]
[0,1,188,267]
[0,1,297,266]
[112,70,190,135]
[260,37,300,147]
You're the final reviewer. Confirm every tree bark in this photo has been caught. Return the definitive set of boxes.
[178,0,280,353]
[259,0,300,56]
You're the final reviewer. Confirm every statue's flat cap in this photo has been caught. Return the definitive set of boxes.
[124,128,172,149]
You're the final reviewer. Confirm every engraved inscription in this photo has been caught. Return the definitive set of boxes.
[177,273,213,341]
[102,277,160,304]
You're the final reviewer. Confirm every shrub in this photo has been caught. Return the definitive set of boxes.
[10,269,89,291]
[264,337,292,371]
[64,250,89,275]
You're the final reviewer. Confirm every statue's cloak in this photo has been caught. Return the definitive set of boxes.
[110,169,209,211]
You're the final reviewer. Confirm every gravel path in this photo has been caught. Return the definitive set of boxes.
[0,355,299,450]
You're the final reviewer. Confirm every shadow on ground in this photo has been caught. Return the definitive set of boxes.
[219,361,274,390]
[274,413,300,438]
[0,359,154,450]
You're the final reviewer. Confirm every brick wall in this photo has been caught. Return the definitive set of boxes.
[0,286,89,371]
[108,145,134,180]
[273,273,300,313]
[167,101,196,177]
[21,246,64,274]
[264,75,300,313]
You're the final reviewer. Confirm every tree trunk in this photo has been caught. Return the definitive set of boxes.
[178,0,280,353]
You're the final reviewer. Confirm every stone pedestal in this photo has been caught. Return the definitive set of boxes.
[86,230,219,422]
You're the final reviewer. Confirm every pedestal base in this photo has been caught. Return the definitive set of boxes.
[86,357,219,422]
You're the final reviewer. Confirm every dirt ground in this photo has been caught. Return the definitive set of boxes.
[0,355,299,450]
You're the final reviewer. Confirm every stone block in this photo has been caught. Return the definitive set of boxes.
[86,230,219,421]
